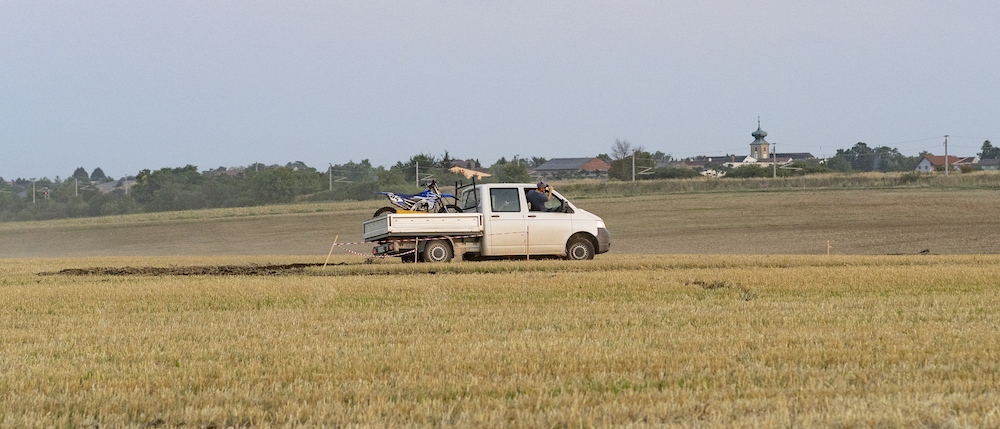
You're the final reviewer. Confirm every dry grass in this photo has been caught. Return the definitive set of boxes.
[3,255,1000,427]
[557,171,1000,197]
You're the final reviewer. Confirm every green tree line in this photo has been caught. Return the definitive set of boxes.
[600,140,996,181]
[0,155,532,222]
[4,140,992,221]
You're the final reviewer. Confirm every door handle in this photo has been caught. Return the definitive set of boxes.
[491,215,499,218]
[527,215,536,218]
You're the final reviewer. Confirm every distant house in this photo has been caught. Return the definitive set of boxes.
[533,157,610,178]
[753,157,794,167]
[94,176,135,194]
[679,160,710,169]
[915,156,977,172]
[723,155,757,168]
[655,160,694,169]
[979,159,999,171]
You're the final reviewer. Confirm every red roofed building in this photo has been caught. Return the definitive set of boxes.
[915,155,977,172]
[533,157,611,179]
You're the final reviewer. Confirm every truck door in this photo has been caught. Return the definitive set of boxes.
[483,187,526,256]
[523,188,574,255]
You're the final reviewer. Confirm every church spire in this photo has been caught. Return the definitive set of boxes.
[750,119,770,159]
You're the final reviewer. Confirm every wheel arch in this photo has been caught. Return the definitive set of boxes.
[417,237,457,263]
[417,237,457,253]
[566,231,598,254]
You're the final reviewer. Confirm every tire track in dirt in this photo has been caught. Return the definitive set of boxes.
[39,263,342,276]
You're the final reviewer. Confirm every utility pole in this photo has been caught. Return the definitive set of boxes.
[944,135,949,176]
[415,162,419,187]
[631,151,636,182]
[75,177,78,197]
[772,142,777,178]
[31,179,35,204]
[124,176,129,194]
[329,164,333,191]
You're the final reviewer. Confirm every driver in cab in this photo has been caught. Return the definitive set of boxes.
[527,181,553,211]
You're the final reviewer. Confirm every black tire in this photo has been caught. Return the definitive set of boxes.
[565,237,595,261]
[374,206,397,218]
[400,252,417,263]
[421,240,453,263]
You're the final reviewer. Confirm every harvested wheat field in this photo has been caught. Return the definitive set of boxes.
[3,254,1000,428]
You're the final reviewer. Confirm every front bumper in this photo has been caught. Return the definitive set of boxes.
[597,228,611,253]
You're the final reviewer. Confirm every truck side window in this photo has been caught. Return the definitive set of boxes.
[523,188,568,212]
[490,188,521,213]
[545,196,565,212]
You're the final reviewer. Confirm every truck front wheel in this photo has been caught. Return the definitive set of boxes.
[565,237,595,261]
[422,240,453,263]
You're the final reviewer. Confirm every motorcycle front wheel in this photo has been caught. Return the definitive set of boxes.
[373,206,397,218]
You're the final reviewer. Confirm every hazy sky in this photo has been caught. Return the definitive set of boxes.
[3,1,998,180]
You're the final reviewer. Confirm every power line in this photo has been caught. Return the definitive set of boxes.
[947,135,995,141]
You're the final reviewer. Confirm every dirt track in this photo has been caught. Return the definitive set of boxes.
[39,263,337,276]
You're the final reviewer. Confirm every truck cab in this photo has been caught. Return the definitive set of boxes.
[458,183,611,259]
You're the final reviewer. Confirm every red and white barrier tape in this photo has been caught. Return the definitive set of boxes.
[332,230,527,258]
[330,230,527,247]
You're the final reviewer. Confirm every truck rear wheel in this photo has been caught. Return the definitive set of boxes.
[422,240,453,263]
[565,237,595,261]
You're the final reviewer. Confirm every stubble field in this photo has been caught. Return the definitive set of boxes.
[3,255,1000,428]
[3,186,1000,427]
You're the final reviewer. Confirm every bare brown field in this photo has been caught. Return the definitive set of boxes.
[3,254,1000,427]
[1,188,998,258]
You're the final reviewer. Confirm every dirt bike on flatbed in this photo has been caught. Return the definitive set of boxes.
[372,180,462,218]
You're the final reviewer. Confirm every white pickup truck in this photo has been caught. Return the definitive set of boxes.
[362,183,611,262]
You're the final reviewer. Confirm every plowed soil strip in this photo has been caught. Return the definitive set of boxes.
[39,263,339,276]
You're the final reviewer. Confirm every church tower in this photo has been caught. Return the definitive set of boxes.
[749,119,770,160]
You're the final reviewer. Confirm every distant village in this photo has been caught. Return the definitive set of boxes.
[450,124,997,181]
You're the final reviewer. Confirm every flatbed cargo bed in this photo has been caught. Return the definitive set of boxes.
[363,212,484,242]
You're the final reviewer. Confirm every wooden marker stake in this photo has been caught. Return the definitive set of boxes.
[324,235,339,268]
